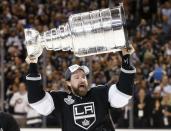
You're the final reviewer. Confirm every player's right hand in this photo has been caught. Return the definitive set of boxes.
[25,55,38,64]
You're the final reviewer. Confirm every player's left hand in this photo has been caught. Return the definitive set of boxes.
[121,44,135,56]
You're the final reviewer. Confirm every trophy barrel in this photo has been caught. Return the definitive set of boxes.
[68,5,128,57]
[40,24,73,51]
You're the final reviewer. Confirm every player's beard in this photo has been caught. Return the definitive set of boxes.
[72,83,88,96]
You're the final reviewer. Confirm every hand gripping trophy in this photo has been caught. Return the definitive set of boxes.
[24,3,129,58]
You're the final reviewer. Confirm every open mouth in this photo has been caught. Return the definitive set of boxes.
[79,84,86,89]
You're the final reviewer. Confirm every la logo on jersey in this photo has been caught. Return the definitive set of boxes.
[73,102,96,130]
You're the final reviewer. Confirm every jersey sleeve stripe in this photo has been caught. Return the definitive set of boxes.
[121,67,136,74]
[29,92,55,116]
[108,84,132,108]
[26,75,42,81]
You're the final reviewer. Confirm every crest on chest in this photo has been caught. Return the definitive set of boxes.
[73,102,96,130]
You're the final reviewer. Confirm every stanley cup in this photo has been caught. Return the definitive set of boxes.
[24,3,128,57]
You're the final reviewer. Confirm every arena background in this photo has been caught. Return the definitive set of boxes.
[0,0,171,130]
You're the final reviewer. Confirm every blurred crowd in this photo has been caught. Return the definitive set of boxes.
[0,0,171,129]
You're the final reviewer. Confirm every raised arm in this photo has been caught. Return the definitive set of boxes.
[108,45,136,108]
[25,57,55,116]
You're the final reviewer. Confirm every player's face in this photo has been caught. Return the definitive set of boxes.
[70,69,88,96]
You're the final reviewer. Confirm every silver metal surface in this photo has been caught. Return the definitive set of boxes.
[24,4,128,57]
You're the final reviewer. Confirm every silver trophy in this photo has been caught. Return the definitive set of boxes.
[24,3,128,57]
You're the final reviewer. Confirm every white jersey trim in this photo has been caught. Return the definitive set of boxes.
[29,92,55,116]
[26,75,42,81]
[121,67,136,74]
[108,84,132,108]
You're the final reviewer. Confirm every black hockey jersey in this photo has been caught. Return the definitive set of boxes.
[26,59,135,131]
[50,85,114,131]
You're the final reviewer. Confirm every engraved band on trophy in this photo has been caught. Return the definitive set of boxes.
[24,3,128,57]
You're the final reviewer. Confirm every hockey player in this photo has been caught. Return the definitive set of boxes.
[25,45,136,131]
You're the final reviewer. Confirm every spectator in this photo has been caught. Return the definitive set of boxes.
[9,82,28,127]
[161,94,171,127]
[25,105,42,128]
[154,75,171,96]
[151,97,163,128]
[134,88,152,128]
